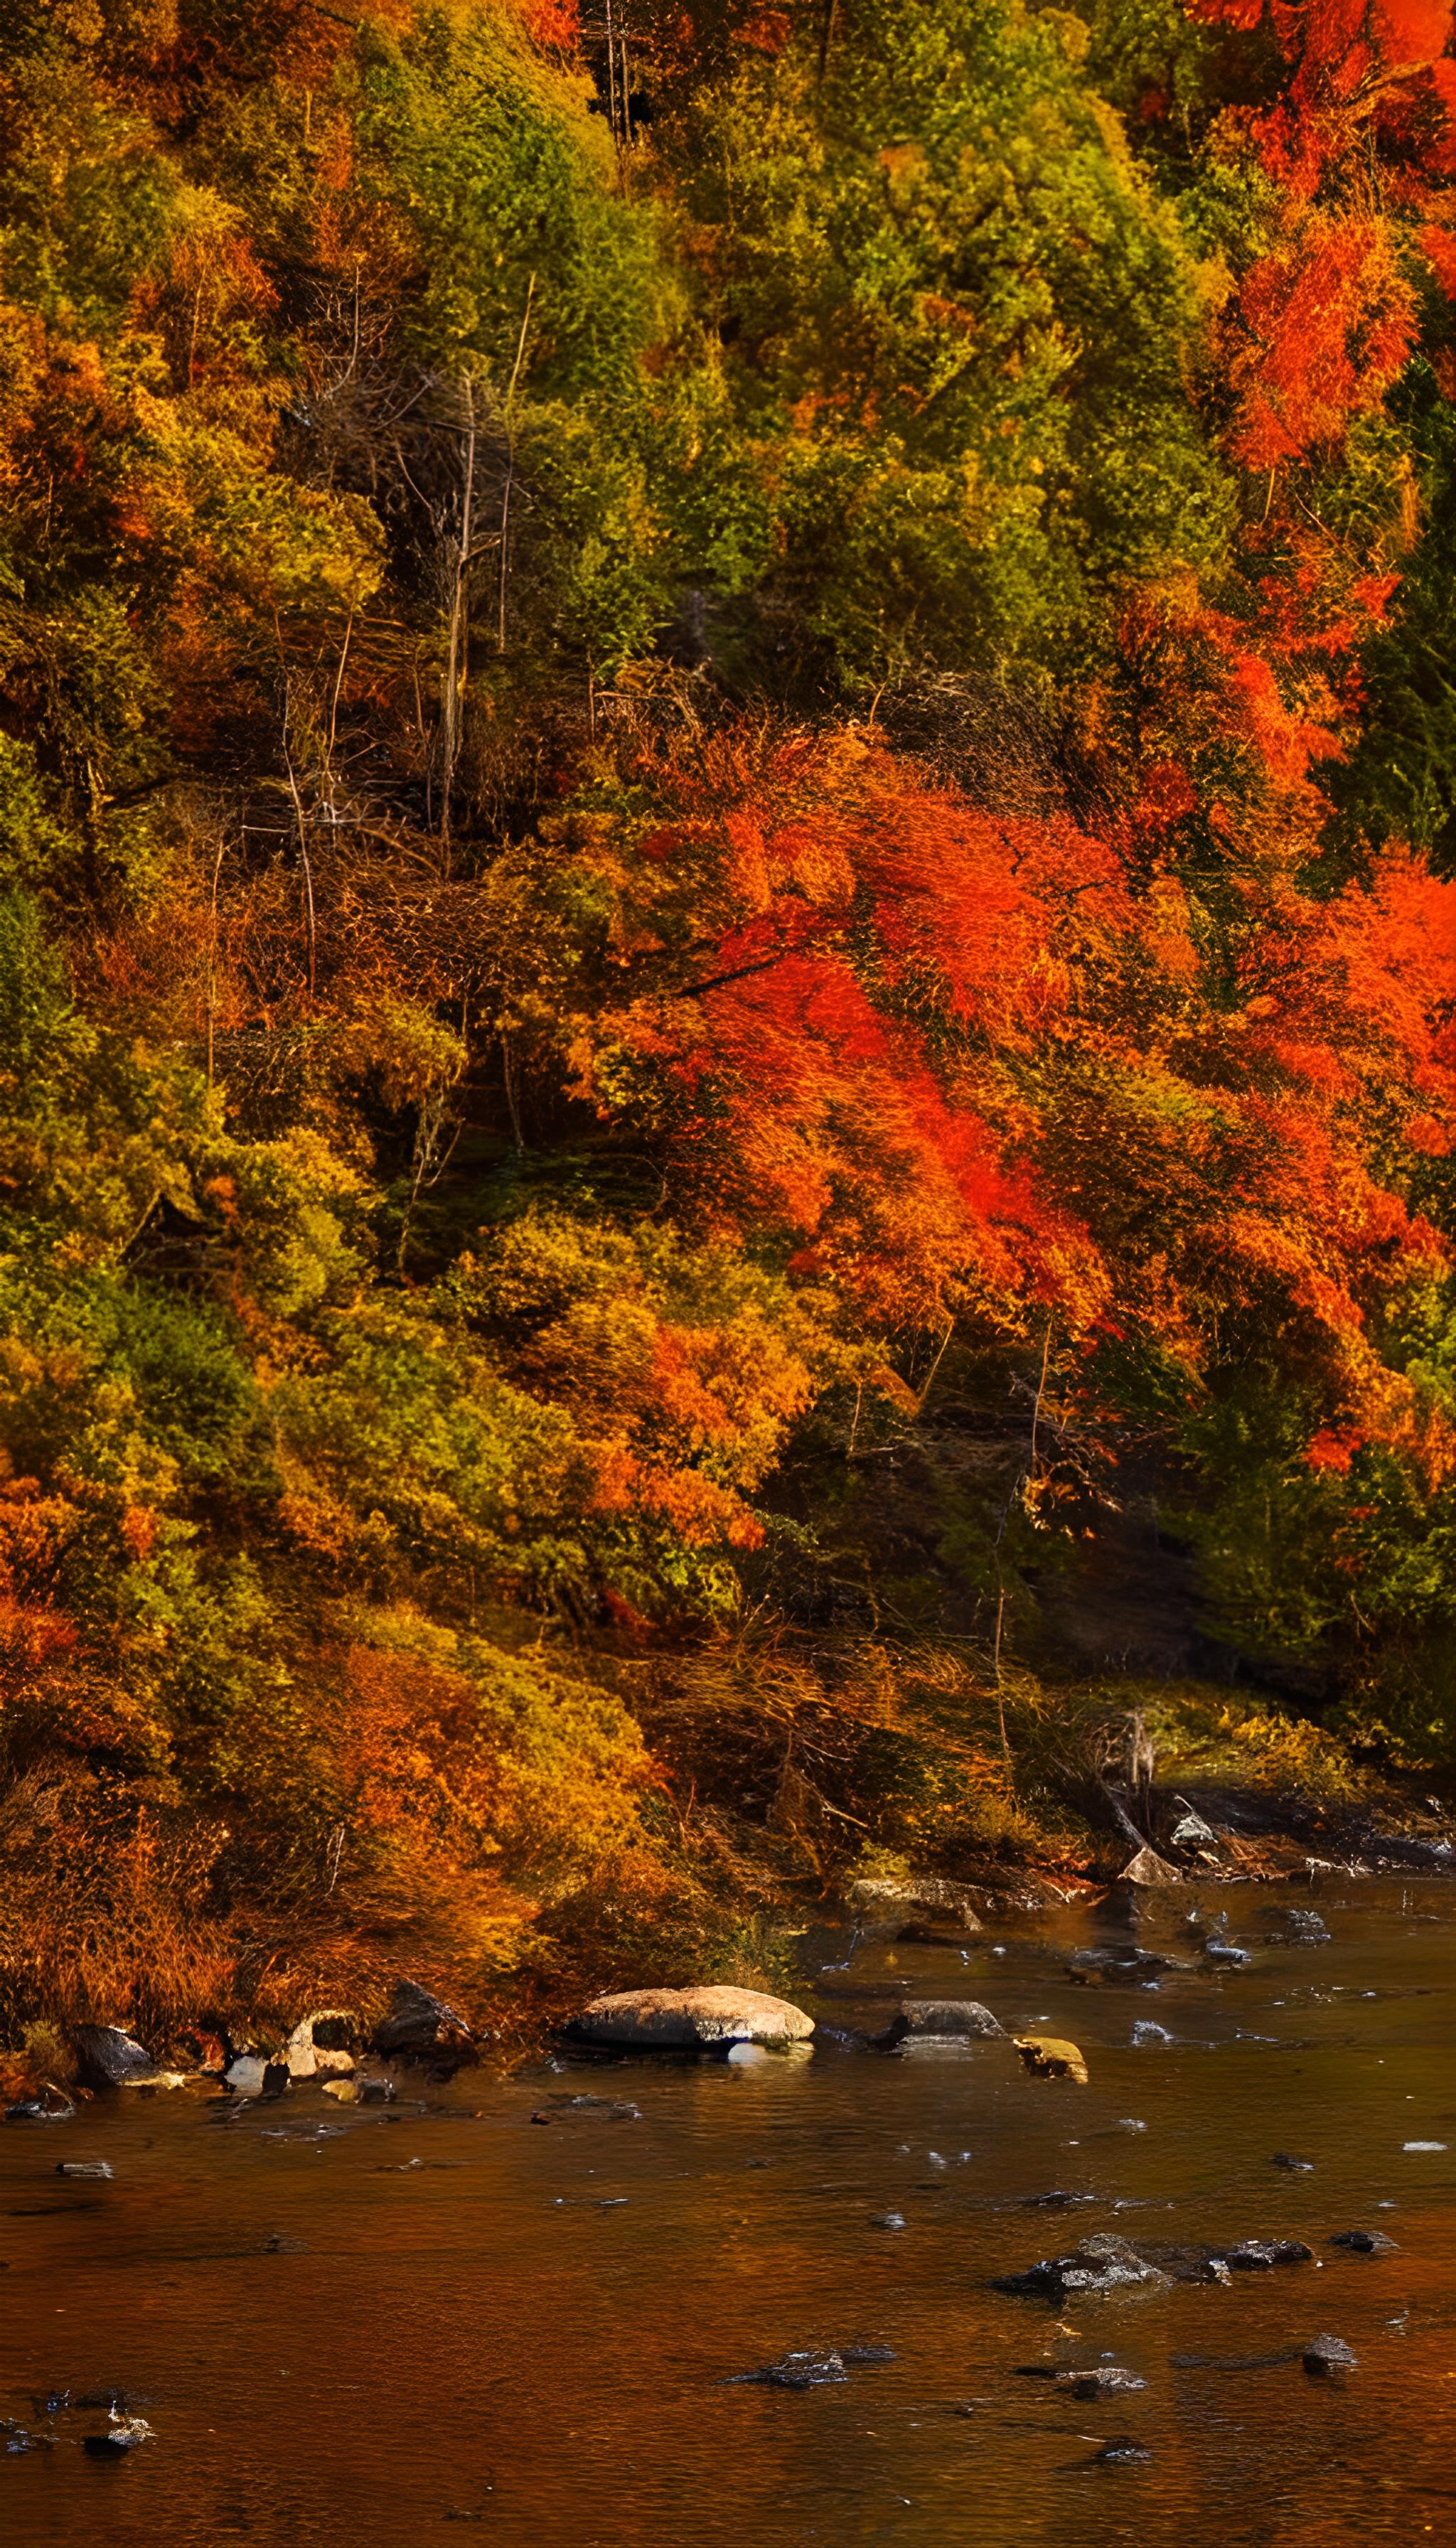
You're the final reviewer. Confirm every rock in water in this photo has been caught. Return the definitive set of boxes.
[1329,2229,1398,2254]
[4,2084,74,2122]
[56,2160,112,2180]
[1221,2238,1312,2271]
[1302,2333,1358,2376]
[72,2025,156,2090]
[569,1986,815,2050]
[370,1981,475,2067]
[82,2414,153,2454]
[993,2232,1167,2301]
[321,2074,395,2104]
[1204,1939,1252,1966]
[1282,1907,1331,1944]
[1119,1848,1180,1888]
[1272,2153,1314,2171]
[1014,2035,1089,2084]
[1056,2365,1147,2398]
[879,2000,1005,2046]
[737,2350,847,2389]
[1095,2434,1152,2463]
[847,1876,983,1932]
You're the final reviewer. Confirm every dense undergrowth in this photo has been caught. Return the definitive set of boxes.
[0,0,1454,2043]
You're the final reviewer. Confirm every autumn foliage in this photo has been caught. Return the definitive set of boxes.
[0,0,1452,2030]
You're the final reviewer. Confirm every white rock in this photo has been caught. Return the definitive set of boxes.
[571,1985,815,2050]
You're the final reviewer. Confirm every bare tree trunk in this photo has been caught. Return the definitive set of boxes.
[440,372,476,857]
[498,277,535,658]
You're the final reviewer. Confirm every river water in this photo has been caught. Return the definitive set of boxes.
[2,1880,1453,2546]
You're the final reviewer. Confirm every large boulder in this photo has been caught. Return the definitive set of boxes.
[72,2025,158,2091]
[847,1876,983,1932]
[569,1985,814,2051]
[370,1981,475,2069]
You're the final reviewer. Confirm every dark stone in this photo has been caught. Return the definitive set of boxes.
[840,2343,896,2364]
[1021,2190,1096,2210]
[1057,2365,1147,2399]
[1272,2153,1314,2170]
[737,2350,848,2389]
[1095,2434,1152,2463]
[1221,2238,1312,2271]
[370,1980,475,2069]
[1302,2333,1358,2375]
[72,2025,156,2090]
[1329,2229,1398,2254]
[992,2232,1167,2301]
[877,1999,1005,2047]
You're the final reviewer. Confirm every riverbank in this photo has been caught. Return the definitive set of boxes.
[2,1653,1452,2102]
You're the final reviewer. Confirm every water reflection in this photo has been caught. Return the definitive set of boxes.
[1,1883,1452,2544]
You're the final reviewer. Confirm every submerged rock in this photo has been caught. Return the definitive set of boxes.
[871,2210,906,2231]
[1272,2153,1314,2170]
[993,2232,1167,2301]
[736,2350,848,2389]
[1014,2035,1088,2084]
[1095,2434,1153,2463]
[1203,1939,1252,1966]
[371,1981,475,2068]
[321,2073,395,2104]
[1022,2190,1096,2210]
[56,2160,112,2180]
[878,2000,1004,2047]
[569,1985,814,2051]
[1329,2229,1398,2254]
[847,1876,983,1932]
[1282,1907,1332,1945]
[1069,1948,1176,1986]
[1131,2020,1176,2048]
[733,2341,894,2389]
[1056,2365,1147,2399]
[529,2094,642,2124]
[1302,2333,1358,2375]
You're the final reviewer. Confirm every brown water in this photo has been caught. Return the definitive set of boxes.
[2,1882,1453,2546]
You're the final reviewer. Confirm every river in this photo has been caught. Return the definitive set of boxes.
[2,1879,1452,2544]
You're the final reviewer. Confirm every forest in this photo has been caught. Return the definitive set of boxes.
[1,0,1454,2045]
